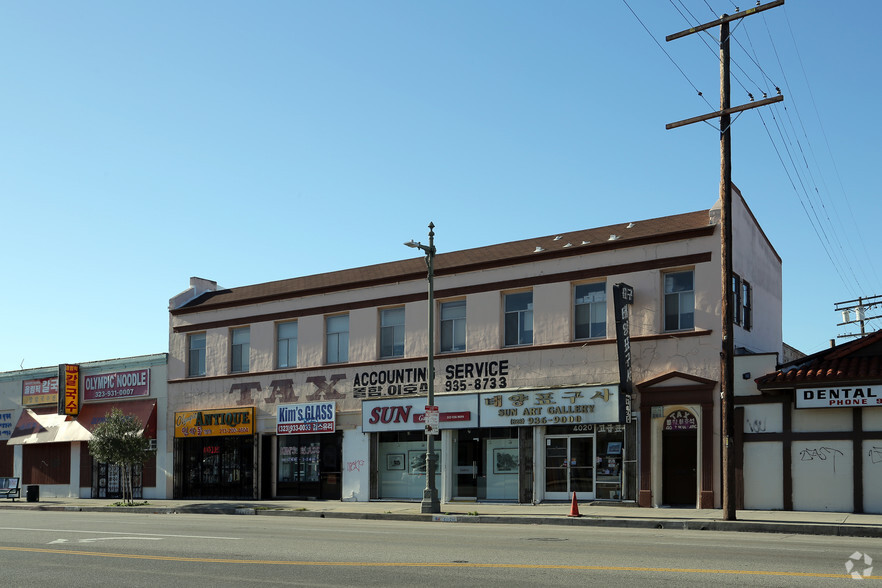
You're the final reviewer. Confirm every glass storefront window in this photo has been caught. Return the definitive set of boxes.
[277,433,342,499]
[377,431,441,500]
[174,436,254,499]
[454,428,519,501]
[595,426,625,500]
[279,438,321,483]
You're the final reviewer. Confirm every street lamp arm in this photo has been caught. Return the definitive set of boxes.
[404,240,435,255]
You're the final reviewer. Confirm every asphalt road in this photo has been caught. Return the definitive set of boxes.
[0,510,878,586]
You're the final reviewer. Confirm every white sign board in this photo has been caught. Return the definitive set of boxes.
[362,395,478,432]
[480,386,620,427]
[0,410,15,441]
[277,401,336,434]
[796,386,881,409]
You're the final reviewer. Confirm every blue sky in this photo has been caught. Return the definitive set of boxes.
[1,1,878,372]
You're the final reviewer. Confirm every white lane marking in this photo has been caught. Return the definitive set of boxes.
[48,537,164,544]
[1,527,239,540]
[78,537,163,543]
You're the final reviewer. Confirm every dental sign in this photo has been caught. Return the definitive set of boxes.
[277,401,336,435]
[796,386,880,409]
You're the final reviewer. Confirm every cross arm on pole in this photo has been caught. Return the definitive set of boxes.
[666,0,785,42]
[666,94,783,130]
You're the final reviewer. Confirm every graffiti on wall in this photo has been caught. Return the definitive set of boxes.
[799,446,844,473]
[746,418,766,433]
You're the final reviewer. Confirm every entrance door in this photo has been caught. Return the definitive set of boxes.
[544,436,594,500]
[662,430,697,506]
[455,429,484,499]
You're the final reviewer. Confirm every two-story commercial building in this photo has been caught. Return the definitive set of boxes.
[167,187,782,507]
[0,354,172,499]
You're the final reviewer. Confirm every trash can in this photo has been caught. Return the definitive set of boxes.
[26,485,39,503]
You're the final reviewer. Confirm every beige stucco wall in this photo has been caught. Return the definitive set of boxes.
[167,196,784,508]
[731,192,783,356]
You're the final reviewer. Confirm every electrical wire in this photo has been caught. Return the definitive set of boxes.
[621,0,716,111]
[674,2,879,337]
[780,7,882,292]
[670,0,771,106]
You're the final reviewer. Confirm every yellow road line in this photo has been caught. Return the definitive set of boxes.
[0,545,865,579]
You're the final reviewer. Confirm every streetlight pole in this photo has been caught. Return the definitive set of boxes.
[405,222,440,514]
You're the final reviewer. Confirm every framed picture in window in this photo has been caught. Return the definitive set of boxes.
[492,448,519,474]
[386,453,405,471]
[606,441,622,455]
[408,450,439,475]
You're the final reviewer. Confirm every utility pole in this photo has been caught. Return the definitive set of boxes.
[835,295,882,339]
[666,0,784,521]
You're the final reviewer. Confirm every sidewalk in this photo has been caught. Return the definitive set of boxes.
[3,495,882,538]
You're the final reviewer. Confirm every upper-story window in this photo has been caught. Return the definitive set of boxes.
[742,280,752,331]
[574,282,606,339]
[380,307,405,359]
[504,291,533,347]
[231,327,250,373]
[188,333,206,377]
[440,300,466,353]
[664,270,694,332]
[732,273,754,331]
[326,314,349,364]
[733,274,742,326]
[277,321,298,369]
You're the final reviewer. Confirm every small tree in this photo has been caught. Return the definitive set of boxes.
[88,408,154,505]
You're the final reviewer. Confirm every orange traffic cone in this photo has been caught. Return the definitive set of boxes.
[568,492,582,517]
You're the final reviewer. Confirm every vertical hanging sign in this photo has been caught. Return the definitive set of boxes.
[613,283,634,424]
[58,364,80,417]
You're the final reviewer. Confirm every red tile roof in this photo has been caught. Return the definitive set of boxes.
[756,330,882,388]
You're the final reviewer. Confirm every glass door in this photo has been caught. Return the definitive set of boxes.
[544,436,594,500]
[454,429,483,499]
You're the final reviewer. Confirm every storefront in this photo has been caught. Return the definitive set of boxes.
[173,407,256,499]
[363,395,478,501]
[1,354,171,500]
[363,385,632,503]
[76,368,158,499]
[745,332,882,513]
[479,385,629,502]
[274,401,342,500]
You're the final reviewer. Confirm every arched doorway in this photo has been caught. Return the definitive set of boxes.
[662,409,697,506]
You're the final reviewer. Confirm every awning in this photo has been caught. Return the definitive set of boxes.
[6,400,157,445]
[76,399,157,438]
[7,408,91,445]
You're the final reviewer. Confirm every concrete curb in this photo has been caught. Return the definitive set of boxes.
[7,503,882,538]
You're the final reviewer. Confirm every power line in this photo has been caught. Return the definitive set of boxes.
[621,0,716,111]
